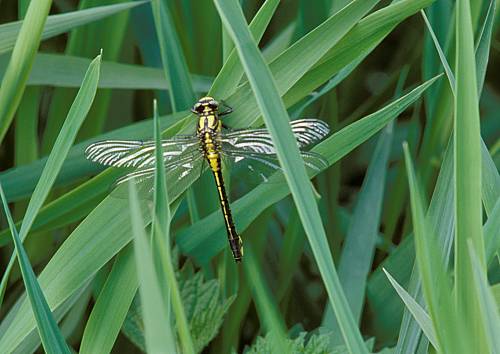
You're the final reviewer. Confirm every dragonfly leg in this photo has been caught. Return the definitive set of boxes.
[219,100,233,116]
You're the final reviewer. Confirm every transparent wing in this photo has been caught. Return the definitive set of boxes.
[85,135,200,169]
[220,119,330,154]
[221,143,328,186]
[111,152,207,200]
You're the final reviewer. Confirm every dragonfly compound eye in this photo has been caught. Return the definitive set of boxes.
[208,100,219,110]
[192,103,204,113]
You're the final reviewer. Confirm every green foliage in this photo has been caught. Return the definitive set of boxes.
[242,332,331,354]
[122,259,234,353]
[0,0,498,353]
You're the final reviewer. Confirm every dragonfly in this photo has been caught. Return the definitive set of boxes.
[85,96,330,262]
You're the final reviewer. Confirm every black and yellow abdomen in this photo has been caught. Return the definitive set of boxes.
[211,166,243,262]
[198,109,243,262]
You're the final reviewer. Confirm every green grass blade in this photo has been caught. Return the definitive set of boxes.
[409,8,497,350]
[277,208,306,301]
[323,122,393,339]
[0,199,138,351]
[475,0,495,95]
[290,53,365,119]
[214,2,377,352]
[482,139,500,264]
[152,100,171,245]
[179,77,439,263]
[152,0,195,111]
[79,245,138,354]
[0,0,52,144]
[468,241,500,354]
[337,124,392,321]
[152,100,195,354]
[392,139,455,354]
[484,200,500,265]
[43,0,133,148]
[210,0,280,97]
[383,269,438,349]
[0,53,212,91]
[151,0,200,222]
[0,54,101,307]
[481,133,500,218]
[282,0,435,115]
[14,87,39,167]
[454,2,486,352]
[224,0,382,128]
[152,221,195,354]
[128,182,177,354]
[403,143,467,354]
[243,244,288,352]
[0,184,71,354]
[420,9,455,94]
[0,2,147,55]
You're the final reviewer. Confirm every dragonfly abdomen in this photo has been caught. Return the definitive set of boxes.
[212,167,243,262]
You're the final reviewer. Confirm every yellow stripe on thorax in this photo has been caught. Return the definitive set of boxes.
[199,115,222,172]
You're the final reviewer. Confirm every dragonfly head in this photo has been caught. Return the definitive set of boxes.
[191,96,219,115]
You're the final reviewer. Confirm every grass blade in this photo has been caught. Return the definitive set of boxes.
[225,0,382,128]
[403,143,467,354]
[210,0,280,97]
[243,243,288,352]
[79,245,138,354]
[283,0,435,116]
[383,269,438,349]
[151,0,195,111]
[420,9,455,94]
[213,1,368,352]
[0,0,52,143]
[0,1,147,55]
[337,124,392,321]
[475,0,495,95]
[128,182,177,354]
[393,138,455,354]
[0,53,101,307]
[468,240,500,354]
[484,200,500,265]
[454,2,486,352]
[152,100,195,354]
[14,87,39,168]
[0,53,212,92]
[150,0,200,222]
[323,122,393,339]
[152,102,170,248]
[481,134,500,217]
[43,0,133,150]
[0,184,71,354]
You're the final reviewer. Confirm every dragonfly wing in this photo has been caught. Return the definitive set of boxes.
[289,119,330,147]
[85,136,200,169]
[221,144,328,186]
[111,152,206,200]
[220,118,330,154]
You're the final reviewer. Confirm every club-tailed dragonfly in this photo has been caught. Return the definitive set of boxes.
[85,97,330,262]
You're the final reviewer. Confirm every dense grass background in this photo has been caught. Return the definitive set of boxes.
[0,0,499,353]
